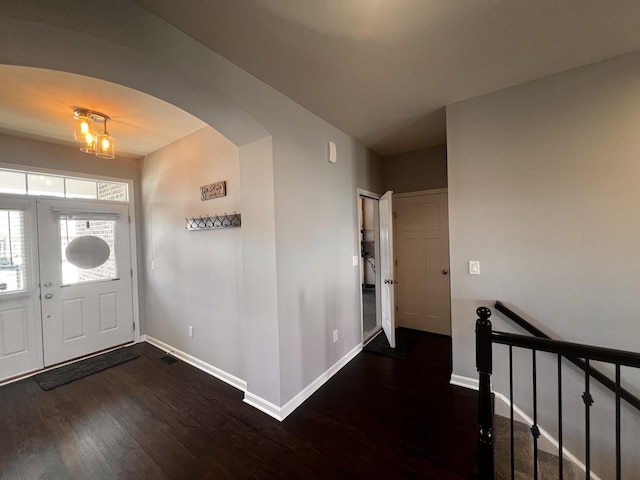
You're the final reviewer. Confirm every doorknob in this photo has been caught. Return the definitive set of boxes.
[442,269,449,275]
[44,293,53,299]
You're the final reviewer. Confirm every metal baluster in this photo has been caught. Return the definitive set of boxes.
[583,359,593,479]
[615,364,621,480]
[532,349,539,480]
[509,345,514,480]
[558,354,563,480]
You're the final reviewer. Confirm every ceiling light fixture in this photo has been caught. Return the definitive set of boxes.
[73,108,115,159]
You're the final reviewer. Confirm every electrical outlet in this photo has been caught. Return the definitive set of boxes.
[188,326,194,338]
[333,329,338,342]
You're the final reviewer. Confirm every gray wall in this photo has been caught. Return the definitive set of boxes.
[0,2,383,410]
[447,51,640,478]
[382,144,447,193]
[141,126,243,380]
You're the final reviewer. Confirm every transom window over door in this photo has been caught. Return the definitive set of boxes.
[0,168,128,201]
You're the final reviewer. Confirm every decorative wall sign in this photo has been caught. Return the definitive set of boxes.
[201,181,226,201]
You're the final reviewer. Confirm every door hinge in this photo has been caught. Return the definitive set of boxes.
[133,322,136,331]
[131,268,133,277]
[128,215,131,224]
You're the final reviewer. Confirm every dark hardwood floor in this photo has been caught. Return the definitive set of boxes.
[0,332,478,479]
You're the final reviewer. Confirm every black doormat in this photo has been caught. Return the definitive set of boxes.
[363,328,422,360]
[34,347,139,391]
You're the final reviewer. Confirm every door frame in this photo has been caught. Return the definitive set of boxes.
[393,188,448,199]
[0,161,141,345]
[356,188,382,344]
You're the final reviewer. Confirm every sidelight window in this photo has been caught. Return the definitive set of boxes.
[0,209,28,294]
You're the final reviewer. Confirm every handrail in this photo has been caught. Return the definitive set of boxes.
[491,332,640,369]
[494,301,640,412]
[494,301,549,338]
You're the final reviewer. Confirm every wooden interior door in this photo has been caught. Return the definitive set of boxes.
[394,192,451,336]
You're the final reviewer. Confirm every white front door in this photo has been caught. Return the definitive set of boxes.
[394,192,451,336]
[37,199,133,366]
[379,191,396,348]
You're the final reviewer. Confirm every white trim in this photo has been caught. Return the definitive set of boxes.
[394,188,447,198]
[356,188,382,345]
[356,188,381,200]
[142,335,247,392]
[450,373,479,391]
[243,392,283,421]
[450,374,602,480]
[127,180,141,343]
[244,343,363,422]
[279,343,362,420]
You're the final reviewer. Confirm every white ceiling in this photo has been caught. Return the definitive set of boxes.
[0,66,206,159]
[4,2,640,158]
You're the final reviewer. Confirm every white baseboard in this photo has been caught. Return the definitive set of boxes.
[450,373,479,391]
[243,392,283,421]
[450,374,602,480]
[142,335,247,392]
[243,343,363,422]
[142,335,362,423]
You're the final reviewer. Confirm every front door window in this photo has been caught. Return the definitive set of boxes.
[59,217,117,285]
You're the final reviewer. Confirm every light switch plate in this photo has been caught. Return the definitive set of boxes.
[469,261,480,275]
[353,255,359,266]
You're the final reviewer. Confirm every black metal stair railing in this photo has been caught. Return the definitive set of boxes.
[475,305,640,480]
[494,301,640,412]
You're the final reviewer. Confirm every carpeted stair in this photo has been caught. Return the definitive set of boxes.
[494,414,582,480]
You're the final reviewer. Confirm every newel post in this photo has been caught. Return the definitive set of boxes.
[476,306,494,479]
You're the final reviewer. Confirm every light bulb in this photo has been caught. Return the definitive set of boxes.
[80,131,96,153]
